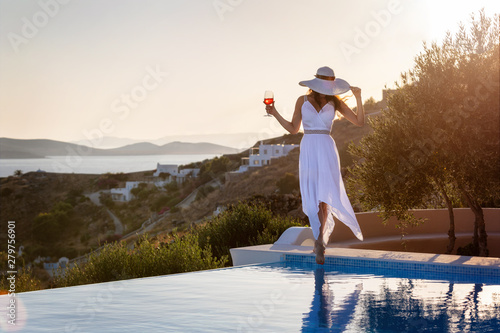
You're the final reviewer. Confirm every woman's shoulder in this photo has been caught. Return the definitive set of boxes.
[293,95,307,114]
[296,95,308,105]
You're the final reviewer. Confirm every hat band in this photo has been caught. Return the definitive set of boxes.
[315,74,336,81]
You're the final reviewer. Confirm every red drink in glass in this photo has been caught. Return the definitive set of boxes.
[264,98,274,105]
[263,90,274,117]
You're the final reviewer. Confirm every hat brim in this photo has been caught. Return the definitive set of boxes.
[299,77,350,96]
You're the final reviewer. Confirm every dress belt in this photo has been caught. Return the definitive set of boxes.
[304,129,330,135]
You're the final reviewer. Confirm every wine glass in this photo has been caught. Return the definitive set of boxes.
[263,90,274,117]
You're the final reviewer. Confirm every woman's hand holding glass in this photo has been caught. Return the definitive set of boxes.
[263,90,276,117]
[264,102,277,117]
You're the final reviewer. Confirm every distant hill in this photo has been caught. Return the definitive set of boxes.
[71,133,272,149]
[0,138,240,159]
[71,136,142,149]
[105,141,241,155]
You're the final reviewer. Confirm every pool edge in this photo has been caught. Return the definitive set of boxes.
[230,244,500,277]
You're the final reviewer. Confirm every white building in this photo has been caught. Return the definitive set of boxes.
[179,168,201,178]
[110,164,202,202]
[43,257,70,277]
[110,181,142,202]
[154,163,200,184]
[234,142,298,173]
[153,164,178,177]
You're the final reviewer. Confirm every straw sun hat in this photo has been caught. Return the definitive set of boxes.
[299,66,350,96]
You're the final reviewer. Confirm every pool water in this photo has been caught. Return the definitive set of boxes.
[2,258,499,332]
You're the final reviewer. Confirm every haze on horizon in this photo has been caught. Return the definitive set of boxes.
[1,0,499,149]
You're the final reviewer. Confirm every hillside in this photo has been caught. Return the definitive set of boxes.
[0,138,240,158]
[147,116,376,234]
[0,172,113,261]
[0,116,375,268]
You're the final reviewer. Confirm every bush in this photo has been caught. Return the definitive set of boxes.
[130,183,150,200]
[276,173,299,194]
[14,267,43,292]
[104,234,122,243]
[195,184,216,201]
[198,156,233,183]
[96,176,119,190]
[0,187,13,197]
[195,202,302,264]
[80,233,91,244]
[457,243,479,256]
[151,194,171,212]
[164,181,179,192]
[0,266,42,293]
[32,201,74,244]
[244,193,303,217]
[99,192,115,208]
[54,234,226,288]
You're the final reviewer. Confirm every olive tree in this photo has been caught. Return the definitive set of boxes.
[348,11,499,256]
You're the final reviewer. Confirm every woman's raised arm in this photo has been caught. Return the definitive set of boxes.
[338,87,365,127]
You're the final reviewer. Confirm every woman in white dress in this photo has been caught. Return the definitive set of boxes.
[265,66,365,264]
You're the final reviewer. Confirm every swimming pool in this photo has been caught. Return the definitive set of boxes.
[2,254,499,332]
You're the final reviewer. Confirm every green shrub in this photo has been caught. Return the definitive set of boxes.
[99,192,115,208]
[53,202,302,288]
[195,184,216,201]
[244,193,303,217]
[130,183,150,200]
[54,234,226,288]
[198,156,233,183]
[16,268,43,292]
[457,242,479,256]
[276,172,299,194]
[195,202,302,264]
[80,233,91,244]
[32,201,74,244]
[0,266,42,293]
[151,194,170,212]
[166,196,182,208]
[0,187,13,197]
[164,181,179,192]
[254,216,302,245]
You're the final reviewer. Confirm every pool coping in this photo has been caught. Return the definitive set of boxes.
[230,244,500,277]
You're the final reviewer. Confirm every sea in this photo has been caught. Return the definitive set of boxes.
[0,154,220,178]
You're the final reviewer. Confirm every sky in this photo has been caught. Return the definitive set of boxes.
[1,0,499,149]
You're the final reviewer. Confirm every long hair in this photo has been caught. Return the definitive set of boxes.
[307,89,341,111]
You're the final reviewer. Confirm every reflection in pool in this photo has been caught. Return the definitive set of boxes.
[4,259,499,332]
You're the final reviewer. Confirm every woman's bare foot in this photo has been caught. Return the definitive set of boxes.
[315,239,325,265]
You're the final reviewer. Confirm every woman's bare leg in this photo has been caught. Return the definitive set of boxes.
[315,202,328,264]
[318,202,328,241]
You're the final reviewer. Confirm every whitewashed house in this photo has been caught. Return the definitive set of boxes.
[43,257,70,277]
[110,181,142,202]
[180,168,201,178]
[110,164,202,202]
[176,168,201,184]
[236,142,297,173]
[154,164,178,178]
[154,163,200,184]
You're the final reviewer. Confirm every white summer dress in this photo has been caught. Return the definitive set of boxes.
[299,96,364,246]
